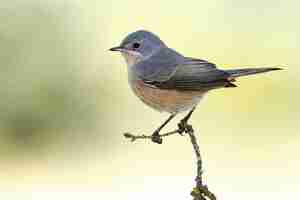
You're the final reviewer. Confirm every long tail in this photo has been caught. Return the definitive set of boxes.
[226,67,283,78]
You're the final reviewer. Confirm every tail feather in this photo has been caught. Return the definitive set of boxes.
[226,67,283,78]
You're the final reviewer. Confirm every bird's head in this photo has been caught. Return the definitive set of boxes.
[110,30,166,66]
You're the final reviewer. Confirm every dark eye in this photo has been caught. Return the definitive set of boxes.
[132,42,140,49]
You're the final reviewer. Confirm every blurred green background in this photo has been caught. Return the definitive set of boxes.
[0,0,299,199]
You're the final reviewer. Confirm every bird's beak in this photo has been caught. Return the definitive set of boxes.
[109,46,124,52]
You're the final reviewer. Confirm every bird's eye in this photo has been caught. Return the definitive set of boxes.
[132,42,140,49]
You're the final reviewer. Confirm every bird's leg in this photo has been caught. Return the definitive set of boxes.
[178,107,196,135]
[151,114,176,144]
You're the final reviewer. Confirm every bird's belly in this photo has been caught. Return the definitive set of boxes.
[130,80,205,114]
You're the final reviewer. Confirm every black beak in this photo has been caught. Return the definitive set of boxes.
[109,46,124,52]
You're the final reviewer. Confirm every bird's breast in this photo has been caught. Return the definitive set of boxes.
[130,79,205,114]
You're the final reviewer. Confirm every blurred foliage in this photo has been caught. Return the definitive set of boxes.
[0,1,100,155]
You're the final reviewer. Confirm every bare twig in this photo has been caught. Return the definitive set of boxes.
[124,125,216,200]
[124,129,180,142]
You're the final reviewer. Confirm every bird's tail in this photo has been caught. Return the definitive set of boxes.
[226,67,283,78]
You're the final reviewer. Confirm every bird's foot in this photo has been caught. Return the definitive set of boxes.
[178,120,194,135]
[151,131,163,144]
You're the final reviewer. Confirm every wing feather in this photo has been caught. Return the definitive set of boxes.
[148,57,232,91]
[132,48,184,82]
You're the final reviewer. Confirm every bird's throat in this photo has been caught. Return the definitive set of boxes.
[122,52,142,67]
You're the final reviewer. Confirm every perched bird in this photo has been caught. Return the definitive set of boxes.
[110,30,282,144]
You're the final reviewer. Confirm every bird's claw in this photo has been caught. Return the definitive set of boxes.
[151,132,163,144]
[178,122,185,135]
[178,120,194,135]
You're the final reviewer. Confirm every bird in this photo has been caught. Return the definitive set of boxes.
[110,30,282,144]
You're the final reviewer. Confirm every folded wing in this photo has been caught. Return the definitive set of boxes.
[132,48,184,82]
[145,57,234,90]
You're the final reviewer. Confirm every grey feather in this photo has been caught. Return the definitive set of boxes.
[121,30,166,48]
[132,48,185,82]
[183,57,217,69]
[226,67,283,78]
[147,57,232,90]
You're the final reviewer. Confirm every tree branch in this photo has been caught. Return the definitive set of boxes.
[124,126,216,200]
[186,126,216,200]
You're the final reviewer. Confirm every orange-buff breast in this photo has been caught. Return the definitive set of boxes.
[131,80,206,114]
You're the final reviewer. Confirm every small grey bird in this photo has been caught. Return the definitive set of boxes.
[110,30,282,144]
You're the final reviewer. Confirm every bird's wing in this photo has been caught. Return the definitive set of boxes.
[132,48,184,82]
[147,57,234,91]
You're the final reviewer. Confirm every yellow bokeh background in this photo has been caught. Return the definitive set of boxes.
[0,0,299,199]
